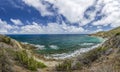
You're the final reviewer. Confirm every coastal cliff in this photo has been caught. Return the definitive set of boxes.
[0,35,46,72]
[0,26,120,72]
[56,27,120,72]
[90,26,120,38]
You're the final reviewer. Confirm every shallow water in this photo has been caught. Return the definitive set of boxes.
[8,34,104,59]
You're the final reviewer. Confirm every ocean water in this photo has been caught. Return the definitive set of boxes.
[8,34,104,59]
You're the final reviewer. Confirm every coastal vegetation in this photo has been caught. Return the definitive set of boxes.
[55,26,120,72]
[0,35,46,72]
[0,35,11,44]
[56,47,109,71]
[0,48,14,72]
[90,26,120,38]
[16,50,46,71]
[0,26,120,72]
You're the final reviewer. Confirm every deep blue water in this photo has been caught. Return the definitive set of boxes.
[7,34,104,57]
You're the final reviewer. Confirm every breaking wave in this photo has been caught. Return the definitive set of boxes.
[49,45,59,50]
[45,41,105,60]
[22,42,45,50]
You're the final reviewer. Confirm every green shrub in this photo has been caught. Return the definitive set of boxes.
[16,50,46,71]
[115,32,120,36]
[0,48,14,72]
[56,47,109,71]
[0,36,11,44]
[75,62,82,69]
[56,60,72,71]
[80,47,108,65]
[5,37,11,44]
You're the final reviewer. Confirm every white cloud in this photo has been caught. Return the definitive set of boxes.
[92,0,120,28]
[44,23,64,34]
[0,19,13,33]
[20,22,85,34]
[1,0,120,34]
[20,22,44,34]
[22,0,53,16]
[21,0,120,28]
[97,26,102,29]
[48,0,120,27]
[61,22,84,33]
[0,19,85,34]
[45,0,95,23]
[10,18,23,25]
[93,28,103,33]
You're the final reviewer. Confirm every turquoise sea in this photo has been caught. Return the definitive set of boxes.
[8,34,104,59]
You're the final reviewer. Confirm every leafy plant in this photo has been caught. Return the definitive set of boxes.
[16,50,46,71]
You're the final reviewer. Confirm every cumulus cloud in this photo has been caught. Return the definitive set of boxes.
[61,22,84,33]
[0,19,85,34]
[93,28,103,33]
[0,19,13,33]
[92,0,120,27]
[47,0,120,27]
[20,22,44,34]
[22,0,53,16]
[45,0,95,23]
[21,0,119,28]
[1,0,120,34]
[10,18,23,25]
[20,22,85,34]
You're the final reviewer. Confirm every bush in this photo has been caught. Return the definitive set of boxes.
[56,47,109,71]
[0,36,11,44]
[0,48,14,72]
[56,60,72,71]
[115,32,120,36]
[16,50,46,71]
[80,47,108,65]
[4,37,11,44]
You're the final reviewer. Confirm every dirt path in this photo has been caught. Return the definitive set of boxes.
[15,40,23,50]
[34,56,59,67]
[15,40,60,71]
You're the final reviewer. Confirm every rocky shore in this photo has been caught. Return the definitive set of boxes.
[0,26,120,72]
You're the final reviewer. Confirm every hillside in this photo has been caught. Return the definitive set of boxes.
[90,26,120,38]
[55,28,120,72]
[0,34,47,72]
[0,26,120,72]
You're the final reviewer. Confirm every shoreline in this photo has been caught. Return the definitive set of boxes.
[43,37,106,60]
[45,42,105,60]
[22,36,107,60]
[31,36,107,72]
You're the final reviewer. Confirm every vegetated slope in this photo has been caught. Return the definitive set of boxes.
[0,34,46,72]
[55,28,120,72]
[90,26,120,38]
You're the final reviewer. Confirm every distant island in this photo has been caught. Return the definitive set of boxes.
[0,26,120,72]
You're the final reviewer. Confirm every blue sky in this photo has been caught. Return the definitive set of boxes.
[0,0,120,34]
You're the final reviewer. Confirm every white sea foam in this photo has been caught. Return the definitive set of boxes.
[22,42,29,44]
[34,44,45,50]
[22,37,107,60]
[80,43,94,46]
[45,40,106,60]
[22,42,45,50]
[49,45,59,50]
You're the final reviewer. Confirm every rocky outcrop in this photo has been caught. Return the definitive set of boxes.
[56,27,120,72]
[90,26,120,38]
[102,33,120,48]
[0,35,46,72]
